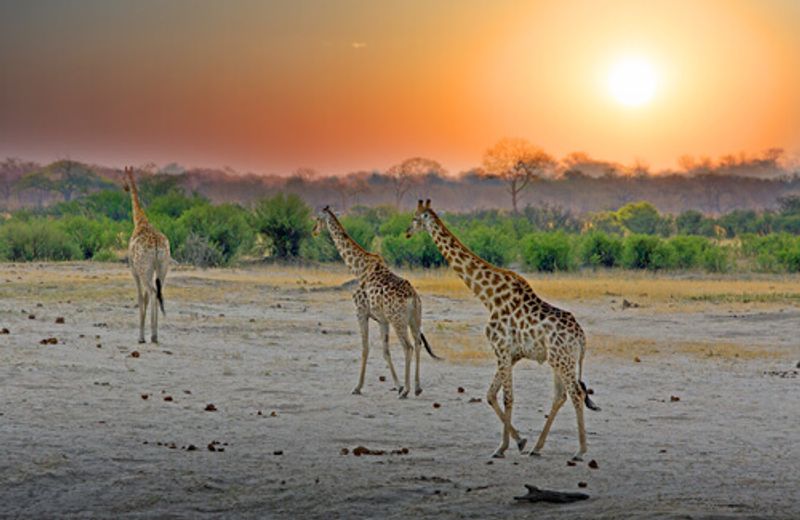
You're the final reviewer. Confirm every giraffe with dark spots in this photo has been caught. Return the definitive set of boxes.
[123,166,170,344]
[312,207,440,397]
[407,199,600,460]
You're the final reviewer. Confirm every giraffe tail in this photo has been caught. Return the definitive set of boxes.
[579,380,601,411]
[156,278,165,316]
[420,333,442,360]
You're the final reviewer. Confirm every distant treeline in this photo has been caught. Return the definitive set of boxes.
[1,146,800,216]
[2,176,800,273]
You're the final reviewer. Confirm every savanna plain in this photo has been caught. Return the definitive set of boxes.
[1,262,798,519]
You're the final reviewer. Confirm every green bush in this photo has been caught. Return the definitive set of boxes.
[174,232,225,267]
[0,220,80,261]
[461,223,516,267]
[252,193,312,259]
[91,248,118,262]
[520,232,573,272]
[340,215,376,250]
[621,234,662,269]
[178,203,253,265]
[300,233,340,262]
[60,215,124,259]
[650,241,677,270]
[378,213,413,236]
[579,232,622,268]
[381,233,444,268]
[616,202,672,236]
[667,235,709,269]
[702,245,731,273]
[148,192,207,218]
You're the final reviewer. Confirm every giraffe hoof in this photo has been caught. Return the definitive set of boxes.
[398,391,409,399]
[351,388,362,395]
[517,438,528,453]
[414,387,422,396]
[571,454,584,462]
[397,386,404,395]
[138,339,146,344]
[529,449,542,457]
[490,451,505,459]
[150,337,158,344]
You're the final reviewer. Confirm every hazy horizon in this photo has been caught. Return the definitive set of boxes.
[2,0,800,175]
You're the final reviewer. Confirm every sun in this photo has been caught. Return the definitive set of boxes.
[608,57,658,107]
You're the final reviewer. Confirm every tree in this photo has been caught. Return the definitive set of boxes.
[252,193,312,259]
[482,138,554,213]
[15,160,114,203]
[386,157,445,208]
[0,157,39,207]
[332,172,370,212]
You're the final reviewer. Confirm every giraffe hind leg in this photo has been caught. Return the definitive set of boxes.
[392,319,414,399]
[352,312,369,395]
[531,373,567,456]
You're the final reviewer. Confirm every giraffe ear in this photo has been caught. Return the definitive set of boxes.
[425,199,431,209]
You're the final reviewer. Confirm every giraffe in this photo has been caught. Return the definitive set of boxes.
[123,166,171,344]
[407,199,600,460]
[312,206,440,398]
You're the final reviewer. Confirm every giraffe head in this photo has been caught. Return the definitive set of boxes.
[406,199,433,238]
[122,166,134,192]
[311,207,327,237]
[312,206,333,237]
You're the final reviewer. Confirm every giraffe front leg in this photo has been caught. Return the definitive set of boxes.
[486,369,508,458]
[353,313,369,395]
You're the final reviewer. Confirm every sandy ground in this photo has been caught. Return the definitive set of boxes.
[1,262,798,519]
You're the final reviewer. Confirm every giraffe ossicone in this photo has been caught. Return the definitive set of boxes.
[407,199,600,460]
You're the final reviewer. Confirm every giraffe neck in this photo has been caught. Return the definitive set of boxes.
[425,212,501,309]
[324,211,376,277]
[128,181,149,229]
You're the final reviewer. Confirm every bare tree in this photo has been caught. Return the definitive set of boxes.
[333,172,370,211]
[482,138,554,213]
[0,157,39,208]
[386,157,445,208]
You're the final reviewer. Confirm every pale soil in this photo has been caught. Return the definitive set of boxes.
[1,262,798,519]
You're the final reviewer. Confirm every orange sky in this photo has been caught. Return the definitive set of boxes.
[1,0,799,174]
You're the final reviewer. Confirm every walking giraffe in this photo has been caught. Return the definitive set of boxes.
[123,166,170,344]
[406,200,600,460]
[312,206,440,397]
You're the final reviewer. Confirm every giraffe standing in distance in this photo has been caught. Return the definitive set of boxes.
[312,206,439,398]
[123,166,170,344]
[407,199,600,460]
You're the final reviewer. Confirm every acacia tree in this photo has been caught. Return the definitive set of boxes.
[482,138,554,213]
[0,157,39,208]
[15,160,113,204]
[386,157,445,208]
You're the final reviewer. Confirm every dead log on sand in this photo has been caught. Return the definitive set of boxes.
[514,485,590,504]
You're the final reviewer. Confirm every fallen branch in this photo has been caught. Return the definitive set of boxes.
[514,485,590,504]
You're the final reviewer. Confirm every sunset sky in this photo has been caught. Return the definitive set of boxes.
[1,0,799,175]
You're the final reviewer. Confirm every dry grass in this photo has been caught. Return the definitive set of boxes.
[589,334,786,361]
[402,269,800,312]
[428,331,786,365]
